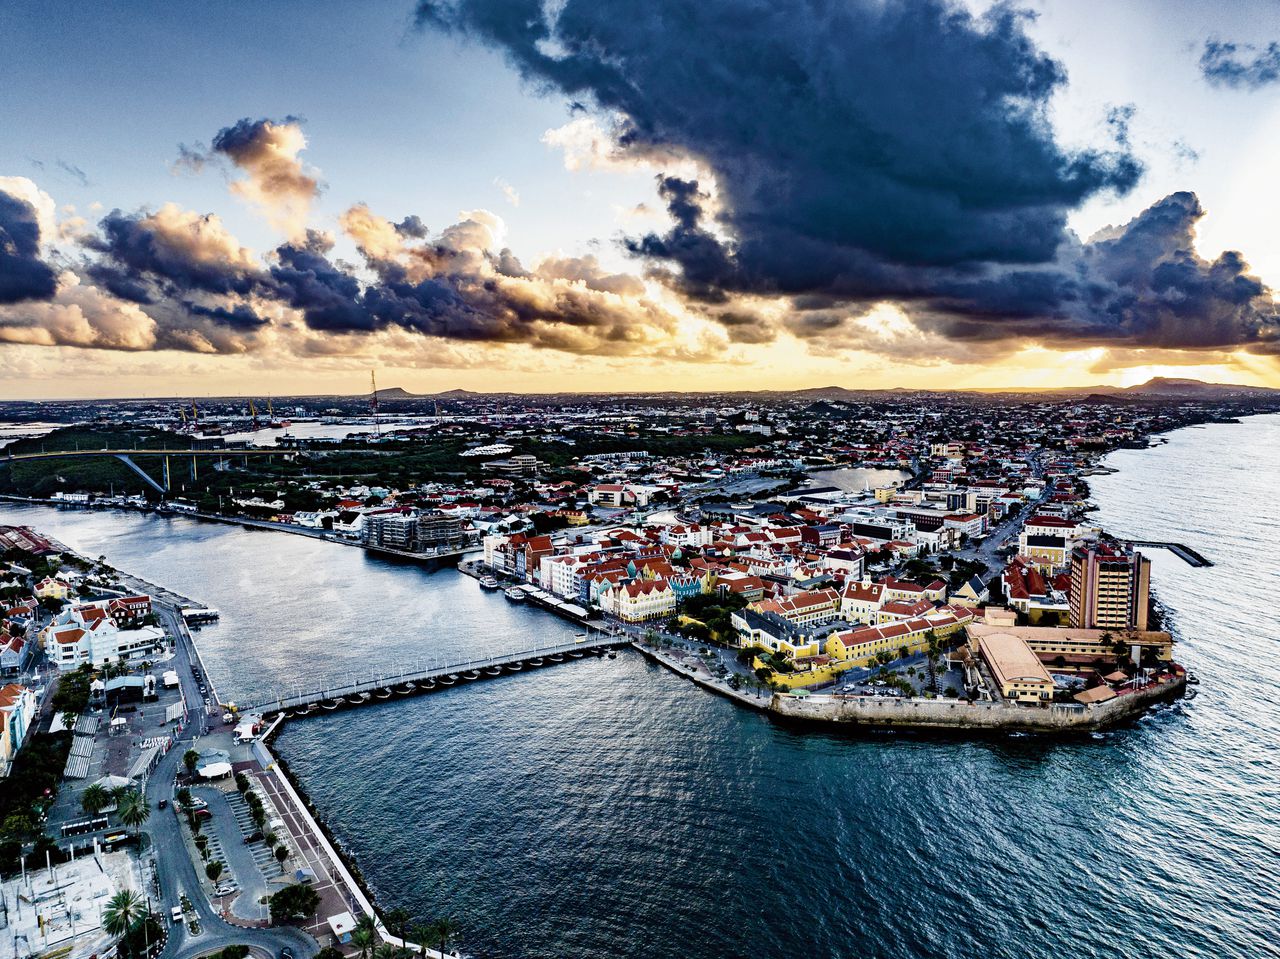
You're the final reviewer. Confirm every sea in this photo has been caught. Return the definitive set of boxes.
[3,413,1277,959]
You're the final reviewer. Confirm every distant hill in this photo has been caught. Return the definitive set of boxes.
[1120,377,1279,398]
[372,387,417,399]
[978,377,1280,399]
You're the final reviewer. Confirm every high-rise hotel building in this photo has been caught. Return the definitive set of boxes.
[1069,541,1151,631]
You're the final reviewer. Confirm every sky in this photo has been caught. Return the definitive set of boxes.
[3,0,1280,398]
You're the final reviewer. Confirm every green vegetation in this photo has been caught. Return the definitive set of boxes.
[0,723,79,872]
[427,917,461,959]
[674,592,747,644]
[216,946,250,959]
[116,789,150,834]
[0,426,184,497]
[51,663,94,714]
[269,882,320,920]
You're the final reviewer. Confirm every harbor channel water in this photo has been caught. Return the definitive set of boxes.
[3,414,1278,958]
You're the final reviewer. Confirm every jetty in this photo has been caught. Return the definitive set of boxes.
[1129,540,1213,567]
[241,633,628,718]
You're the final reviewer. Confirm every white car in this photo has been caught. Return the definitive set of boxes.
[171,906,183,923]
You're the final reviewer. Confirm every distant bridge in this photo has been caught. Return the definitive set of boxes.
[240,634,630,718]
[1,447,292,494]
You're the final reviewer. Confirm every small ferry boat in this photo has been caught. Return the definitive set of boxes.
[504,586,526,602]
[479,575,500,590]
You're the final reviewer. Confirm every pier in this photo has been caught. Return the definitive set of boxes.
[240,633,629,717]
[1129,540,1214,567]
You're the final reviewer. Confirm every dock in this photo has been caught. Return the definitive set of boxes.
[1129,540,1213,567]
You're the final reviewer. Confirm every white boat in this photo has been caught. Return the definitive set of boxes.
[479,575,500,590]
[504,586,526,602]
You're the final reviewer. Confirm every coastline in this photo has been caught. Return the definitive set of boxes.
[257,720,449,959]
[0,493,481,566]
[4,414,1241,955]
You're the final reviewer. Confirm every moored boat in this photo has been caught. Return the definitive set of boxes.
[504,586,526,602]
[479,575,500,590]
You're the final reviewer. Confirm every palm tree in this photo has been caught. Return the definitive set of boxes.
[351,926,376,959]
[408,924,433,958]
[103,889,144,957]
[183,749,199,777]
[81,783,109,816]
[117,790,151,835]
[430,917,459,958]
[205,861,223,882]
[386,908,411,946]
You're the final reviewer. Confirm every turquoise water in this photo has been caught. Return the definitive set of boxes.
[5,414,1278,958]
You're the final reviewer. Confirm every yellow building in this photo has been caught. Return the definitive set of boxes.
[969,623,1172,664]
[34,577,72,601]
[975,630,1054,703]
[825,607,973,666]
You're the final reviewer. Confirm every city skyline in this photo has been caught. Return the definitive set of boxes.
[5,0,1280,398]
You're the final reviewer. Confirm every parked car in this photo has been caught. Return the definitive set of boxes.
[244,830,263,844]
[171,906,183,923]
[194,808,213,821]
[186,797,208,811]
[157,798,167,810]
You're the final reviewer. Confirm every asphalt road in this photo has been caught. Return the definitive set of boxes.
[148,603,318,959]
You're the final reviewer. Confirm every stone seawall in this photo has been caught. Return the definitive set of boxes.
[770,677,1186,733]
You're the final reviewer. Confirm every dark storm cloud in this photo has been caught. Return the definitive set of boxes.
[0,188,58,304]
[85,208,261,298]
[918,193,1280,352]
[1200,39,1280,89]
[182,301,270,330]
[419,0,1140,278]
[269,218,678,354]
[415,0,1279,354]
[394,215,429,238]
